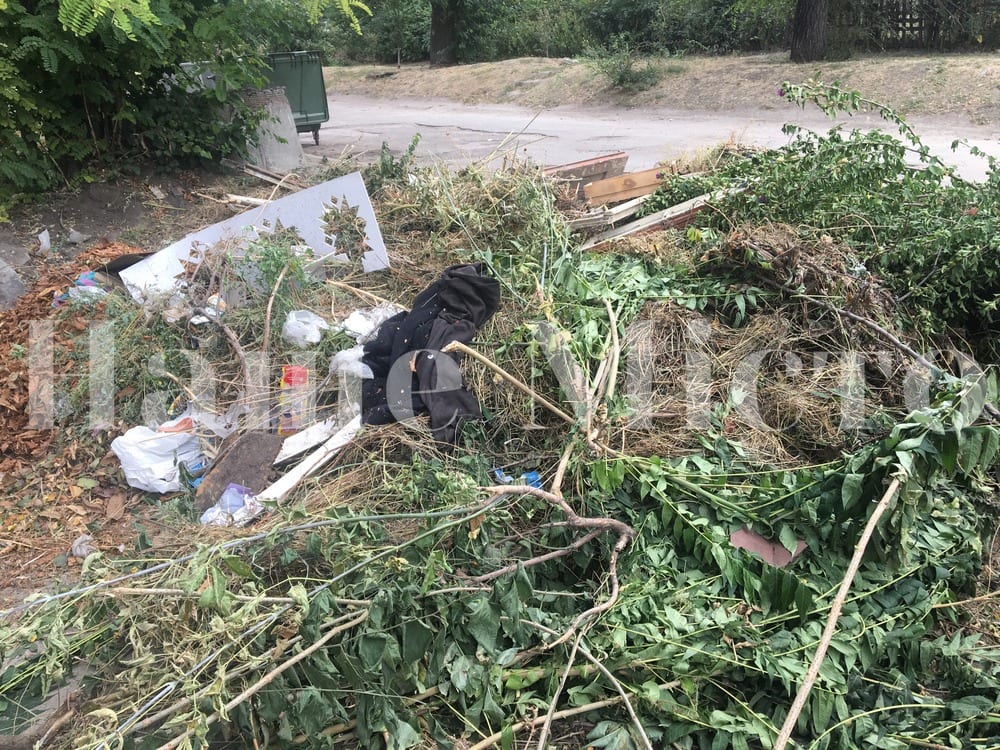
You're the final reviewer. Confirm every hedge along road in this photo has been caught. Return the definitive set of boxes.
[312,93,999,181]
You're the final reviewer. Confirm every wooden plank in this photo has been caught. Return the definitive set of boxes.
[543,151,628,179]
[583,166,669,207]
[566,194,650,230]
[579,188,743,251]
[543,152,629,198]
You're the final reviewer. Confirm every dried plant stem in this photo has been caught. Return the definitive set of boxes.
[536,632,583,750]
[524,620,660,750]
[103,587,296,605]
[797,292,935,370]
[601,299,621,403]
[551,439,577,496]
[484,484,634,650]
[471,529,603,584]
[443,341,576,426]
[155,610,369,750]
[326,279,399,307]
[206,313,253,398]
[467,696,623,750]
[773,476,903,750]
[261,261,290,364]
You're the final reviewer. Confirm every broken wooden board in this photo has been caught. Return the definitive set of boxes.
[578,188,744,251]
[194,431,284,511]
[257,416,362,505]
[543,152,628,199]
[583,165,669,207]
[566,195,650,231]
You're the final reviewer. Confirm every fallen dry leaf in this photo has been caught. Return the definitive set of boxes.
[105,492,125,521]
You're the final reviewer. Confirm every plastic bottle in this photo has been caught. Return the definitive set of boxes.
[278,365,309,435]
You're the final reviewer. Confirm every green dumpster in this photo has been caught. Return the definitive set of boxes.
[264,51,329,145]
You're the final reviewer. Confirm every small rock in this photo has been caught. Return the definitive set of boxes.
[149,185,167,200]
[66,229,90,245]
[0,259,25,311]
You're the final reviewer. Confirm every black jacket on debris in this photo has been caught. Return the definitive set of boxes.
[361,264,501,442]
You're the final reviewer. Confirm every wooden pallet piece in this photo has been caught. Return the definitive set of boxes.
[579,188,743,251]
[583,165,669,207]
[566,194,650,231]
[543,152,629,198]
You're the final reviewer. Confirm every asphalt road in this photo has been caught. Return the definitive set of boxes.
[312,93,999,181]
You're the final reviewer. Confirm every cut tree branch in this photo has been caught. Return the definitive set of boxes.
[773,475,903,750]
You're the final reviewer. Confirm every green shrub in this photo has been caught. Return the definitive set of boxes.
[587,36,663,92]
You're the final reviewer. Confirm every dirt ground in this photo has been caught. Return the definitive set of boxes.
[327,51,1000,125]
[2,50,998,612]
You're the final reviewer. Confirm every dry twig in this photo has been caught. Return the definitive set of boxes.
[773,475,903,750]
[443,341,576,426]
[483,483,635,650]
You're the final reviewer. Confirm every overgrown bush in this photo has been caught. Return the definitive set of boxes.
[586,0,790,53]
[454,0,594,61]
[323,0,432,64]
[587,36,663,92]
[0,0,363,206]
[712,81,1000,358]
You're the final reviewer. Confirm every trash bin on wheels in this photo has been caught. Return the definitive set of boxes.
[264,51,330,145]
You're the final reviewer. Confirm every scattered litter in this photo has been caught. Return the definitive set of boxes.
[328,344,373,380]
[281,309,331,347]
[119,172,389,304]
[579,188,743,251]
[338,303,404,342]
[66,229,89,245]
[194,432,283,511]
[189,293,226,324]
[110,423,203,494]
[52,271,113,306]
[199,483,263,526]
[70,534,98,559]
[257,415,361,505]
[583,165,668,206]
[277,365,310,436]
[37,229,51,254]
[729,526,807,568]
[492,468,542,488]
[272,417,338,464]
[543,151,628,199]
[566,193,650,231]
[361,264,500,442]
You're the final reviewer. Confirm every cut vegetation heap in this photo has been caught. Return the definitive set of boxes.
[2,85,1000,750]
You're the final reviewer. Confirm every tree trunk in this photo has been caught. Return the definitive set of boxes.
[790,0,828,62]
[429,0,458,67]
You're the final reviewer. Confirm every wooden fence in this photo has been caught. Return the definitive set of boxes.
[835,0,999,49]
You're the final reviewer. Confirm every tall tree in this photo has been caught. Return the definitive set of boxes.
[790,0,828,61]
[429,0,458,65]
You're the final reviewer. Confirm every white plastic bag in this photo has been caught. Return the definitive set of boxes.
[329,344,373,379]
[110,427,203,493]
[338,303,403,343]
[282,309,331,348]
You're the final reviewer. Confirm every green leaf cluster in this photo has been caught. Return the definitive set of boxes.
[711,81,1000,357]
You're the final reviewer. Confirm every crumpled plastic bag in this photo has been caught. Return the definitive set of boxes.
[329,344,373,379]
[110,427,203,493]
[282,309,331,348]
[338,303,403,343]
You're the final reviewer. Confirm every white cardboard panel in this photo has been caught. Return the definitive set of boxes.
[120,171,388,303]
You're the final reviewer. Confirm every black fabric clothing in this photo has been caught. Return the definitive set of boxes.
[361,264,500,442]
